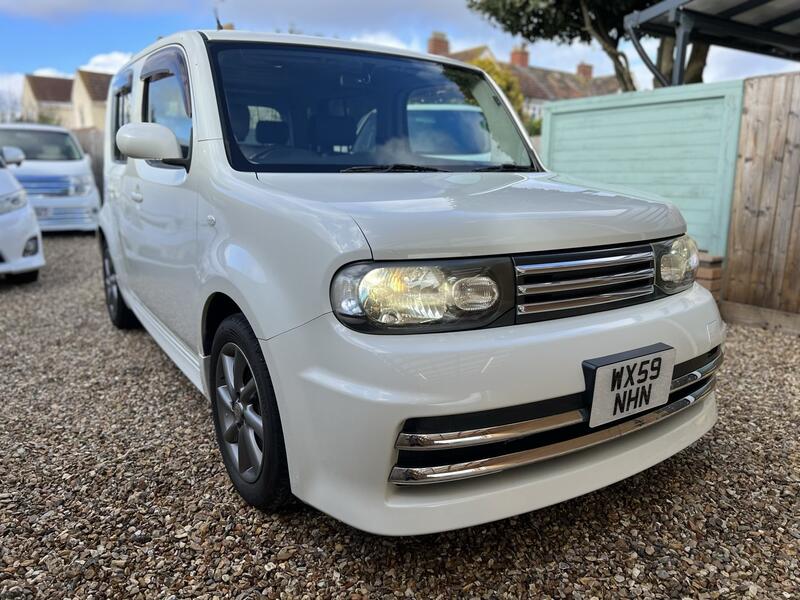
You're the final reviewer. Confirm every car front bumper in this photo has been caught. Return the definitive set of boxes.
[262,284,724,535]
[0,207,45,275]
[29,189,100,232]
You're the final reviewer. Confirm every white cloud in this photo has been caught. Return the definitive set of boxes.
[349,32,416,52]
[704,46,798,82]
[0,73,24,121]
[0,0,195,17]
[82,51,133,74]
[32,67,73,79]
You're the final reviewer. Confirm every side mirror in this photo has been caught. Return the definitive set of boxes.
[116,123,185,166]
[2,146,25,166]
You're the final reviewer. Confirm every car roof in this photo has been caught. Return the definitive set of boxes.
[0,123,71,133]
[123,30,481,73]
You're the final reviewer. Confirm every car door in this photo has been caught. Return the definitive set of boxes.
[106,69,136,288]
[120,46,199,349]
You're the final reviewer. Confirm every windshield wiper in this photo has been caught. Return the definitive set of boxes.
[340,164,448,173]
[472,164,534,172]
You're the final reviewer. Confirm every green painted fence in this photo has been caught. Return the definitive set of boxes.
[540,81,744,256]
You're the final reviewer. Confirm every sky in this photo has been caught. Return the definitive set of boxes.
[1,0,798,114]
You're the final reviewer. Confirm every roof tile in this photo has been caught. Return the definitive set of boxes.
[25,74,73,103]
[78,70,112,102]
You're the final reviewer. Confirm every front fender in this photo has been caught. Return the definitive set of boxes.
[193,141,372,344]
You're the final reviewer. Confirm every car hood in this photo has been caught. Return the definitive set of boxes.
[254,171,685,260]
[9,157,91,178]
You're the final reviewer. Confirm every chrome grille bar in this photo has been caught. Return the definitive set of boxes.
[517,285,654,315]
[390,378,716,485]
[16,175,71,197]
[517,268,654,296]
[515,251,653,275]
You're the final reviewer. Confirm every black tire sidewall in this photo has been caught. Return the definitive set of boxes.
[101,242,139,329]
[209,314,290,510]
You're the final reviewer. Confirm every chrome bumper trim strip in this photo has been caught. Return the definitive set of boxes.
[390,378,716,485]
[396,410,586,451]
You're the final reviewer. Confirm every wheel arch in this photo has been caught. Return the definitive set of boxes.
[202,291,246,356]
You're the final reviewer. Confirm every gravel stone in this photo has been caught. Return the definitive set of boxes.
[1,234,798,599]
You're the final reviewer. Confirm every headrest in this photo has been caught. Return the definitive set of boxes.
[228,104,251,142]
[256,120,289,145]
[313,115,356,148]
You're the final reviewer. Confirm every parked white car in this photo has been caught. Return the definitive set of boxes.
[0,146,45,283]
[101,31,724,535]
[0,124,99,231]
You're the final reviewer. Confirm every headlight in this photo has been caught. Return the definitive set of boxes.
[653,234,699,294]
[0,189,27,215]
[68,174,95,196]
[331,258,515,333]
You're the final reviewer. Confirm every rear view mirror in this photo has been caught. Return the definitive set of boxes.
[116,123,186,167]
[2,146,25,166]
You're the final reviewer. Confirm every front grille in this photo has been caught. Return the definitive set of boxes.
[47,207,93,219]
[390,346,722,485]
[514,243,659,323]
[16,175,71,197]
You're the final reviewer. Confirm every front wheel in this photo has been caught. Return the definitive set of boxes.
[102,243,139,329]
[210,314,292,511]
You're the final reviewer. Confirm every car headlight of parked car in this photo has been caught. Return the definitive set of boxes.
[68,174,96,196]
[0,189,27,215]
[653,234,699,294]
[331,258,515,333]
[332,235,699,333]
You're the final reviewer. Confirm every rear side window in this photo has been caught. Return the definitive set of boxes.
[111,70,133,162]
[141,47,192,160]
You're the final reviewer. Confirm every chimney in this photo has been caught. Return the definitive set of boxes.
[427,31,450,56]
[577,62,593,80]
[510,44,529,68]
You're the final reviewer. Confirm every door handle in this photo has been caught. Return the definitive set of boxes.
[131,191,143,203]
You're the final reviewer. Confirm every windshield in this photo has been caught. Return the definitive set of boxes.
[0,129,82,161]
[208,42,538,172]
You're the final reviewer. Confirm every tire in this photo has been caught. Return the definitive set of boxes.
[210,313,292,511]
[101,242,140,329]
[7,270,38,284]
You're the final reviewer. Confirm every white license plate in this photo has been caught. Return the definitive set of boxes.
[35,207,51,218]
[585,344,676,428]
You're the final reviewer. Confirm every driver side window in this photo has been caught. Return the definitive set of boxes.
[142,47,192,160]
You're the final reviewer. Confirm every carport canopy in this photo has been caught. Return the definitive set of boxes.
[625,0,800,86]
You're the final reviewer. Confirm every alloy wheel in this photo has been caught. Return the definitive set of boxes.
[102,249,119,319]
[215,342,265,483]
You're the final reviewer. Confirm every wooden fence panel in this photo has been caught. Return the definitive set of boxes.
[723,72,800,312]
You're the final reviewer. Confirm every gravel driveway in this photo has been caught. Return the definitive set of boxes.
[1,234,798,599]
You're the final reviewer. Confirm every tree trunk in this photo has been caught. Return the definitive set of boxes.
[684,42,710,83]
[579,0,636,91]
[655,37,675,87]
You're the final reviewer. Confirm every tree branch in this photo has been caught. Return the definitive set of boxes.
[579,0,636,91]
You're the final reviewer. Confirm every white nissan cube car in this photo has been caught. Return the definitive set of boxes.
[0,146,45,283]
[101,31,724,535]
[0,124,100,232]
